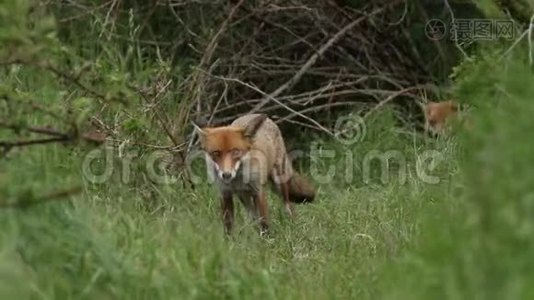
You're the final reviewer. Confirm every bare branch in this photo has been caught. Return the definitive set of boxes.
[249,1,403,113]
[0,186,82,209]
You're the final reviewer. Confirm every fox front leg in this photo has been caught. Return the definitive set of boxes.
[254,190,270,236]
[221,191,234,235]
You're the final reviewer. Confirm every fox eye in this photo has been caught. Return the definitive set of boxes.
[231,148,242,157]
[211,150,221,158]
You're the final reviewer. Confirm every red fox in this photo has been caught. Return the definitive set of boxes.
[424,100,465,135]
[194,114,315,235]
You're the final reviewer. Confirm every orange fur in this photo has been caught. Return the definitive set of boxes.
[424,100,460,134]
[200,126,252,177]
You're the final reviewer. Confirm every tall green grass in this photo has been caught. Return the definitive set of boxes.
[379,54,534,299]
[0,109,457,299]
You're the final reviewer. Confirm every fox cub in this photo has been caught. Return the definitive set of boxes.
[424,100,471,135]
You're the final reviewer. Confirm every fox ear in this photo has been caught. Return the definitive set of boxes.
[191,122,207,136]
[243,114,267,138]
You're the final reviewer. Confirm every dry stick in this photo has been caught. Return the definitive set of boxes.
[99,0,118,39]
[1,59,128,105]
[0,137,69,149]
[236,3,317,50]
[107,138,180,150]
[28,102,71,124]
[280,118,327,132]
[184,66,229,153]
[500,29,529,60]
[249,1,401,114]
[388,0,408,26]
[0,120,106,143]
[213,87,405,124]
[0,120,68,138]
[58,1,113,23]
[185,59,223,154]
[413,1,448,68]
[275,101,371,124]
[207,73,335,137]
[135,82,181,148]
[529,14,534,66]
[43,62,128,105]
[0,186,82,209]
[189,0,246,104]
[250,79,395,103]
[134,80,193,187]
[179,0,246,172]
[362,84,435,120]
[0,89,69,124]
[0,120,105,151]
[443,0,472,61]
[213,84,411,122]
[208,80,229,125]
[146,79,173,109]
[329,85,433,138]
[0,132,106,152]
[210,74,406,116]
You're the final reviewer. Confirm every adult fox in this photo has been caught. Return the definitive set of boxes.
[194,114,315,235]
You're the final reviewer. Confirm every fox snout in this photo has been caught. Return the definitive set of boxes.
[210,152,243,183]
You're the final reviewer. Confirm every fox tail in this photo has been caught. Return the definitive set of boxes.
[286,173,316,203]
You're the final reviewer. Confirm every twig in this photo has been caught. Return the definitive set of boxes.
[0,121,106,151]
[188,0,246,105]
[0,120,68,138]
[529,14,534,65]
[0,137,69,149]
[207,73,335,137]
[133,78,196,189]
[0,186,82,209]
[249,1,402,113]
[1,59,129,105]
[0,121,106,144]
[275,101,370,123]
[443,0,472,61]
[501,29,529,60]
[363,84,435,120]
[134,82,180,147]
[43,62,128,105]
[388,0,408,26]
